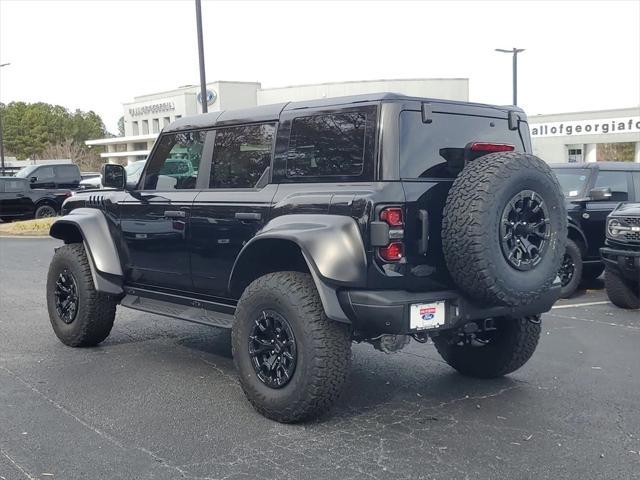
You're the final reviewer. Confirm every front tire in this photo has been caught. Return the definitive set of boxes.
[432,317,541,378]
[604,268,640,310]
[232,272,352,423]
[46,244,117,346]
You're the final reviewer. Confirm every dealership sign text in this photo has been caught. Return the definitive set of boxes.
[531,116,640,137]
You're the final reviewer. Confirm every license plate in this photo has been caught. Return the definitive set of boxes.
[410,301,446,330]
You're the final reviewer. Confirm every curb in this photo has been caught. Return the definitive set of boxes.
[0,234,52,239]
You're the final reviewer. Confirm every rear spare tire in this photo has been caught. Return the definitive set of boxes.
[442,152,566,307]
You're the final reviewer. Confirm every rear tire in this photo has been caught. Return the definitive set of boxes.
[433,317,541,378]
[559,239,583,298]
[35,204,58,219]
[46,244,117,347]
[604,268,640,310]
[442,152,566,307]
[232,272,351,423]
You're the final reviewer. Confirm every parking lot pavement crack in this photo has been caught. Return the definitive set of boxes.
[0,448,38,480]
[0,365,216,480]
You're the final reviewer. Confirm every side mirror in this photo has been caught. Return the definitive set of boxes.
[588,187,612,202]
[30,176,37,183]
[101,164,126,190]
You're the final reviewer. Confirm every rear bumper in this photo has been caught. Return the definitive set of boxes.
[600,247,640,282]
[337,283,562,336]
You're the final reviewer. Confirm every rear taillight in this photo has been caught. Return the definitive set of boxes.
[469,142,515,153]
[378,242,403,262]
[377,207,404,262]
[380,207,403,227]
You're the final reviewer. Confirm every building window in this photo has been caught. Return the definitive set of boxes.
[597,142,635,162]
[132,121,139,136]
[567,147,582,163]
[142,120,149,135]
[152,118,160,133]
[163,116,171,127]
[133,142,147,151]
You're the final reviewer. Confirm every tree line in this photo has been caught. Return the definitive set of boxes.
[1,102,111,171]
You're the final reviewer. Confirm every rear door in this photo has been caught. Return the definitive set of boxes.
[54,165,81,189]
[0,179,34,218]
[190,123,277,299]
[119,130,210,291]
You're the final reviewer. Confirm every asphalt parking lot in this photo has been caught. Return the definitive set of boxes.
[0,237,638,480]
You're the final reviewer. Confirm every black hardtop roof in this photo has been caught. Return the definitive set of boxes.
[551,162,640,171]
[164,92,525,133]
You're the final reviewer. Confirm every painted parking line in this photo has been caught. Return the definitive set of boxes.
[551,301,611,309]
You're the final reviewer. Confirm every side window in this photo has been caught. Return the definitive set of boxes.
[55,165,78,178]
[4,179,27,193]
[286,111,369,179]
[593,171,629,202]
[209,123,275,189]
[35,166,55,180]
[142,131,206,190]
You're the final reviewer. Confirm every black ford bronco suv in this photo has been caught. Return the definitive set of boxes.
[601,203,640,309]
[46,94,566,423]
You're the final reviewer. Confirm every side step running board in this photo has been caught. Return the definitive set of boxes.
[121,291,235,329]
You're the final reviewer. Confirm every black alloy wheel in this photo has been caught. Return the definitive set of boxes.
[500,190,551,271]
[54,269,79,324]
[558,252,575,287]
[249,309,297,389]
[35,205,57,218]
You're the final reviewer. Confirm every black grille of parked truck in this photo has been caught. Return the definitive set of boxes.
[551,162,640,298]
[46,93,567,423]
[601,202,640,309]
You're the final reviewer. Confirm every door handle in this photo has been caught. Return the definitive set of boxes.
[164,210,187,218]
[235,212,262,221]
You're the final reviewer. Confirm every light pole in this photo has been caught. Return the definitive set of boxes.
[195,0,208,114]
[495,48,524,105]
[0,62,10,175]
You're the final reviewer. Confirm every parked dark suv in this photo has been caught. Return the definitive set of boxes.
[551,162,640,297]
[46,94,566,422]
[0,177,71,221]
[15,163,81,189]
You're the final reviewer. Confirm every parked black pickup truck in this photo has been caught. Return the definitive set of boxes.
[601,203,640,309]
[0,177,71,221]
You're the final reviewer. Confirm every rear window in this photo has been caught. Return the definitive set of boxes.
[399,111,526,179]
[55,165,79,178]
[284,106,376,181]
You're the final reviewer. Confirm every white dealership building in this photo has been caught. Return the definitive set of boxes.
[86,79,639,165]
[86,78,469,164]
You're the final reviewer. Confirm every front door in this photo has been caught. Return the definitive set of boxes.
[190,122,277,299]
[120,130,211,291]
[584,169,633,258]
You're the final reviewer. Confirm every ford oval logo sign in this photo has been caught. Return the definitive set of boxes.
[197,89,217,106]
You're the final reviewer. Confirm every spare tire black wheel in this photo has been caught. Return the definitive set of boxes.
[443,152,566,307]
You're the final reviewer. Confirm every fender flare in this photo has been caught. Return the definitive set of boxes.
[49,208,124,295]
[229,214,368,323]
[567,218,588,253]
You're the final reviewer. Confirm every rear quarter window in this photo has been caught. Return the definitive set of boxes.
[399,111,526,179]
[281,105,377,182]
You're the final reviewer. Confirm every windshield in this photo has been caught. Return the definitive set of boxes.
[552,168,591,198]
[15,165,38,178]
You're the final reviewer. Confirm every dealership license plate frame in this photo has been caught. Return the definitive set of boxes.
[410,301,446,331]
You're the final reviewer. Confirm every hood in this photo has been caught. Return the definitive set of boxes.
[610,202,640,217]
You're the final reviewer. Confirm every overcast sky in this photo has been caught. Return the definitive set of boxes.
[1,0,639,133]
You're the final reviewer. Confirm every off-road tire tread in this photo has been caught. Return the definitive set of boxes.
[47,244,117,347]
[604,268,640,310]
[560,239,583,298]
[433,317,541,378]
[232,272,351,423]
[442,152,566,306]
